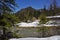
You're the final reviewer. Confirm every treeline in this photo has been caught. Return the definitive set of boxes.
[15,6,60,22]
[15,0,60,22]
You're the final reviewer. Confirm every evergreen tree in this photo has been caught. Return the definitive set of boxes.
[53,0,57,15]
[42,5,47,16]
[49,4,53,16]
[39,14,48,37]
[0,0,17,40]
[0,0,17,13]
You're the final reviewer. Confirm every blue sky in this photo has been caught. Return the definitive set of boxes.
[15,0,60,12]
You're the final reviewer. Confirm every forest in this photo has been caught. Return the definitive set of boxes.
[0,0,60,40]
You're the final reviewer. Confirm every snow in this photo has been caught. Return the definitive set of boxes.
[15,16,60,27]
[46,15,60,18]
[44,20,60,26]
[44,24,59,26]
[15,20,39,27]
[9,35,60,40]
[15,19,60,27]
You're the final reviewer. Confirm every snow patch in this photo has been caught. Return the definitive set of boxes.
[9,35,60,40]
[46,15,60,18]
[15,20,39,27]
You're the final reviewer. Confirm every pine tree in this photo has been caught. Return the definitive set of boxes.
[0,0,17,40]
[53,0,57,15]
[43,5,47,16]
[49,4,53,16]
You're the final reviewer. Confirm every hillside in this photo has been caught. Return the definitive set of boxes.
[15,7,41,22]
[15,6,60,22]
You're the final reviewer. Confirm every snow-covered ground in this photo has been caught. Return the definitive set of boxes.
[44,20,60,26]
[15,20,39,27]
[9,35,60,40]
[15,19,60,27]
[46,15,60,18]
